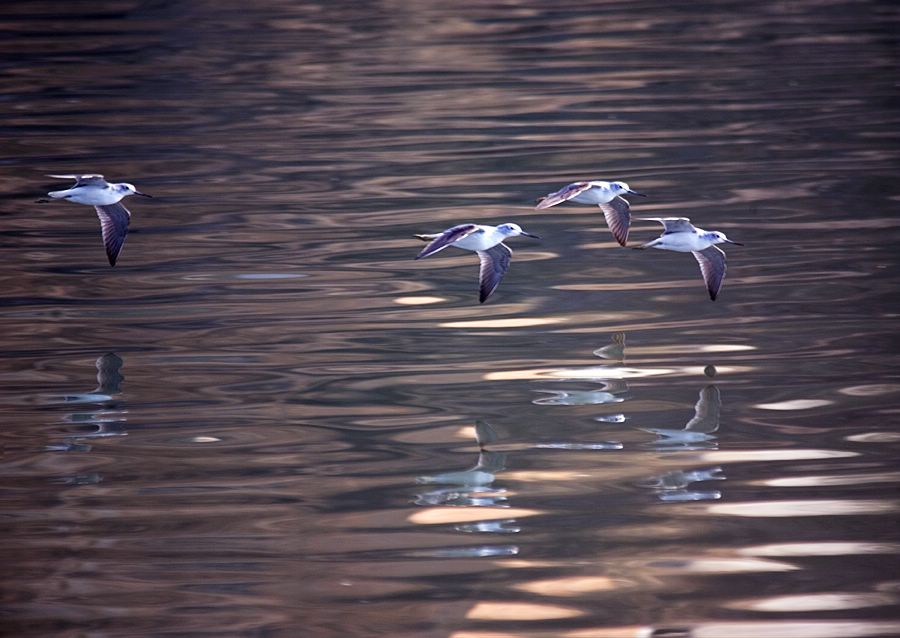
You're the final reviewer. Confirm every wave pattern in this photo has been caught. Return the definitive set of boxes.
[1,0,899,636]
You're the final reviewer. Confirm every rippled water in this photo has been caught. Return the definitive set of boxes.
[2,1,900,636]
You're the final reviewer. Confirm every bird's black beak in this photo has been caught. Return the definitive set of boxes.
[727,240,743,246]
[136,190,152,198]
[522,232,541,239]
[628,190,648,197]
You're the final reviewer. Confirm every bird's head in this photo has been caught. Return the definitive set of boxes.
[611,181,646,197]
[497,223,540,239]
[709,231,743,246]
[119,183,152,198]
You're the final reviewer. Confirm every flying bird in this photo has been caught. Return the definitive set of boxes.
[46,174,152,266]
[535,180,646,246]
[414,222,540,303]
[635,217,742,300]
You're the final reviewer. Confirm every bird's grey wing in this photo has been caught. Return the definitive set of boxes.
[474,420,499,449]
[415,224,479,260]
[693,245,727,300]
[95,353,124,395]
[535,181,592,209]
[684,385,721,433]
[49,174,106,185]
[475,450,507,474]
[95,202,131,266]
[599,196,631,246]
[477,242,512,303]
[639,217,694,233]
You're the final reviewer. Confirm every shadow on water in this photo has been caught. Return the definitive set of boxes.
[1,0,900,636]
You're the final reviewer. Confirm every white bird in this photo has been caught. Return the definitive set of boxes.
[532,380,628,406]
[642,385,721,448]
[635,217,742,301]
[593,332,626,361]
[415,420,508,509]
[46,174,152,266]
[535,180,646,246]
[414,223,540,303]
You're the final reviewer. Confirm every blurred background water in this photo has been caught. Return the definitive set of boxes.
[1,1,900,636]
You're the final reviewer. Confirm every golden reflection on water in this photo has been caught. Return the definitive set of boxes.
[739,542,900,557]
[465,601,584,621]
[690,621,900,638]
[846,431,900,443]
[484,364,752,381]
[648,557,799,574]
[692,449,857,464]
[760,470,900,487]
[728,592,899,612]
[706,500,899,518]
[839,383,900,396]
[440,317,567,329]
[513,575,620,596]
[393,295,447,305]
[3,0,900,636]
[754,399,834,410]
[409,507,542,525]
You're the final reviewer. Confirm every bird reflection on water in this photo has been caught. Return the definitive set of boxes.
[640,466,726,503]
[593,332,626,362]
[640,384,721,451]
[46,353,127,459]
[416,420,521,537]
[532,380,628,406]
[416,420,509,504]
[638,367,727,502]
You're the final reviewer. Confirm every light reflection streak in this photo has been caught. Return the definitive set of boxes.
[705,499,899,518]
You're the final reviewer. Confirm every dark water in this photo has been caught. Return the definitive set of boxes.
[2,1,900,636]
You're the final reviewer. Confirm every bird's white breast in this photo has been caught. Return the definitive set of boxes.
[572,184,614,205]
[53,185,123,206]
[453,227,501,251]
[655,231,709,252]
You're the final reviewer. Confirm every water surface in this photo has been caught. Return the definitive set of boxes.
[2,1,900,636]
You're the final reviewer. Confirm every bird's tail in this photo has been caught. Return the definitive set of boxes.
[632,238,661,250]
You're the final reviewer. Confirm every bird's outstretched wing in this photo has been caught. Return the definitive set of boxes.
[95,202,131,266]
[95,353,124,395]
[415,224,480,260]
[477,242,511,303]
[693,245,726,300]
[599,196,631,246]
[639,217,694,233]
[49,174,106,186]
[535,182,592,209]
[474,420,499,450]
[684,385,721,433]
